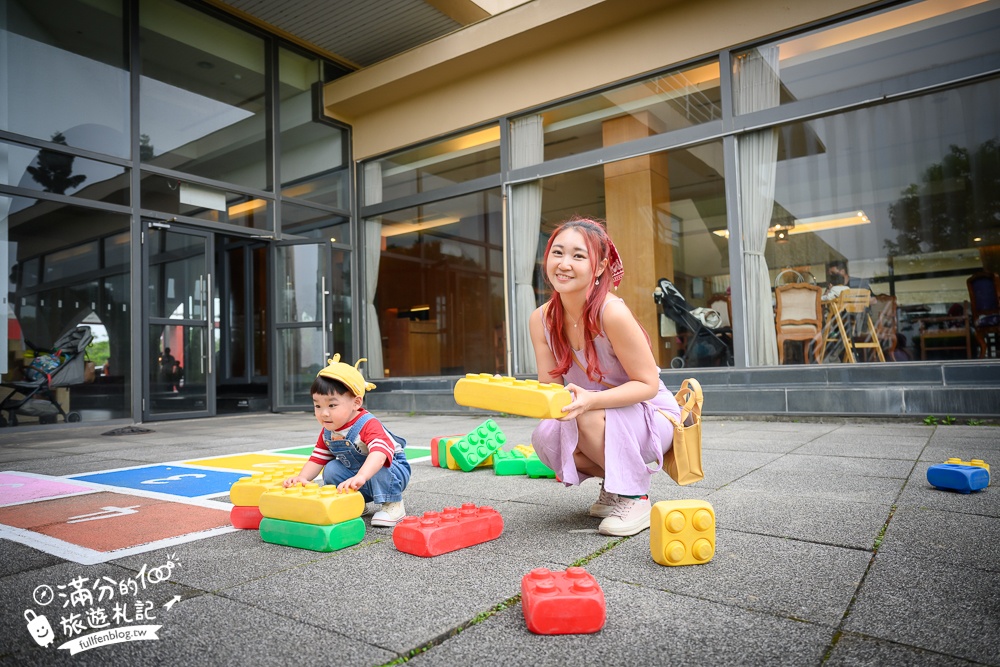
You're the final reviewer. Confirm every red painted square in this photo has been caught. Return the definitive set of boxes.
[0,492,231,552]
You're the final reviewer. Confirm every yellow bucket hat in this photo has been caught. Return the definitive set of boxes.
[316,354,377,398]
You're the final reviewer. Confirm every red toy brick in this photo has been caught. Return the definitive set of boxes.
[392,503,503,557]
[521,567,606,635]
[230,505,264,530]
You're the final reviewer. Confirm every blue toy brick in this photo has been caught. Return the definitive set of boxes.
[926,464,989,494]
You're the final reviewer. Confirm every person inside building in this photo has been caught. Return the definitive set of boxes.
[283,354,410,527]
[528,217,680,537]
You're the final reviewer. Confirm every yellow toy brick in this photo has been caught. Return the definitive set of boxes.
[514,444,535,456]
[258,483,365,525]
[453,373,572,419]
[650,500,715,567]
[229,464,305,506]
[945,458,990,484]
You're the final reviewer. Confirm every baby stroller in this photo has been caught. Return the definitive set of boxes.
[653,278,734,369]
[0,325,93,427]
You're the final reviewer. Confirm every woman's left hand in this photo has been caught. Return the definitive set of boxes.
[559,383,597,421]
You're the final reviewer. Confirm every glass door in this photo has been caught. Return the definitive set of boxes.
[143,222,215,420]
[274,241,331,410]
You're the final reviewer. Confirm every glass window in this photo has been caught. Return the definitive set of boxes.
[517,141,730,372]
[140,172,270,229]
[1,195,131,421]
[366,126,501,205]
[733,0,1000,114]
[373,190,504,377]
[741,76,1000,365]
[0,0,129,158]
[280,201,350,244]
[279,47,350,210]
[529,60,721,162]
[1,140,129,206]
[139,0,268,190]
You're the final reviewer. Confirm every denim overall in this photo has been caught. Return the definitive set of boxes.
[321,412,411,503]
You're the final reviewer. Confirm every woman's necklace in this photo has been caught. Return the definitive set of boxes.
[566,311,582,328]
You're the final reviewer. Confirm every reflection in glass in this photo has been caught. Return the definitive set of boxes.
[139,0,267,189]
[531,59,721,162]
[367,126,501,204]
[276,327,326,408]
[745,77,1000,365]
[1,141,129,205]
[281,202,351,244]
[279,47,351,209]
[1,0,129,158]
[140,173,270,229]
[732,0,1000,113]
[375,190,503,377]
[1,195,131,420]
[518,141,730,373]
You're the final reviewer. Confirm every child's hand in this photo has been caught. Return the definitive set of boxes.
[337,476,365,492]
[283,476,310,488]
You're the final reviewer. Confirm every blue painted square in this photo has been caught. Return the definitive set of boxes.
[70,465,246,498]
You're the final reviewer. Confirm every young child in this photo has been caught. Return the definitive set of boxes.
[283,354,410,527]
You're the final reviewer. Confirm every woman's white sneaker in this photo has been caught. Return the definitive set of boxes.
[598,496,651,536]
[589,482,620,518]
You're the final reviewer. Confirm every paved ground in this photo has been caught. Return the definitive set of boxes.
[0,412,998,666]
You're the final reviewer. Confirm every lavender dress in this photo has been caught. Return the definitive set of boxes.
[530,300,681,496]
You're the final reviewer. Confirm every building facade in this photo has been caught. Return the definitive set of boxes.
[2,0,999,429]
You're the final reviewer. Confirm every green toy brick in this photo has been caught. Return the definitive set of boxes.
[526,454,556,478]
[259,517,365,552]
[451,419,507,472]
[438,436,462,469]
[493,449,528,476]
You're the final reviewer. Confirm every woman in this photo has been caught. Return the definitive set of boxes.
[530,217,680,536]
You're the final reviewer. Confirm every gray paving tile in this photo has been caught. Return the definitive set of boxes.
[407,578,835,666]
[825,632,983,666]
[8,455,151,476]
[765,452,916,479]
[792,436,927,460]
[0,560,202,660]
[720,467,905,505]
[219,539,539,655]
[877,505,1000,571]
[706,489,889,550]
[843,552,1000,663]
[588,528,869,627]
[0,539,63,579]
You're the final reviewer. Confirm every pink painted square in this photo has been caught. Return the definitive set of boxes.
[0,473,92,505]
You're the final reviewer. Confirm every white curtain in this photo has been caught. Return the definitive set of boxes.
[363,162,384,378]
[509,115,545,375]
[734,47,781,366]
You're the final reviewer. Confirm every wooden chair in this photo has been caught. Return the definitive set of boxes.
[871,294,898,361]
[823,288,885,363]
[967,271,1000,359]
[774,283,824,364]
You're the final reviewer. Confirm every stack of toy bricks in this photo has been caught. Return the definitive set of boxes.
[492,444,556,479]
[228,464,304,530]
[257,483,366,552]
[429,419,507,472]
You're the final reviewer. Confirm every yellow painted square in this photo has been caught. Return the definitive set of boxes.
[185,453,308,473]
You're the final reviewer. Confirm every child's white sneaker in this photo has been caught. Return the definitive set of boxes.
[362,502,378,517]
[371,501,405,527]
